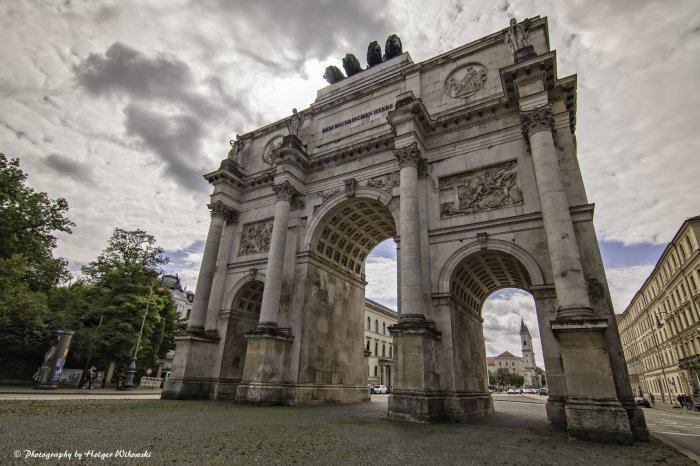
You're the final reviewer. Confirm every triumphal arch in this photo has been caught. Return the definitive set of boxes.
[163,17,647,443]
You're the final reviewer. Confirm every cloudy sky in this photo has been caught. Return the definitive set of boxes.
[2,1,699,361]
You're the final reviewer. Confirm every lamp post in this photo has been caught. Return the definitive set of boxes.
[123,285,154,390]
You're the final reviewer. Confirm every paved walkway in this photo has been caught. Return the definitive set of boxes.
[0,389,697,465]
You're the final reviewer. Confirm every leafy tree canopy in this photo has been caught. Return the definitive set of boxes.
[81,228,169,288]
[0,154,74,290]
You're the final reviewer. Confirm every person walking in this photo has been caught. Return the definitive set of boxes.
[649,393,655,406]
[82,367,97,389]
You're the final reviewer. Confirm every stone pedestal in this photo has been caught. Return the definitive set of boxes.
[552,320,633,444]
[161,334,219,399]
[388,315,445,423]
[235,327,294,406]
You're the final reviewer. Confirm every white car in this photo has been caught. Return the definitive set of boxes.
[374,385,388,394]
[507,388,517,394]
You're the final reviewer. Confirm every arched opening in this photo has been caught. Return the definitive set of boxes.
[219,280,264,388]
[298,197,397,398]
[447,249,546,418]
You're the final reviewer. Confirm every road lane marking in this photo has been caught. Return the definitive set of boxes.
[652,431,700,436]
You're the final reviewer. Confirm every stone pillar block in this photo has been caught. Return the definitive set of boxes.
[161,334,219,400]
[552,320,634,444]
[235,329,294,406]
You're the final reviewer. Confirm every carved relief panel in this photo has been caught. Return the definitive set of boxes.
[439,161,522,217]
[239,221,274,255]
[444,63,488,99]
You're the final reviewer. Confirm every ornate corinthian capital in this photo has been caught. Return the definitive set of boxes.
[520,105,554,139]
[272,181,298,202]
[208,201,239,223]
[393,142,423,169]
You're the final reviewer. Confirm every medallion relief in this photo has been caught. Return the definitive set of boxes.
[239,221,274,255]
[262,135,283,165]
[439,161,522,217]
[444,63,488,99]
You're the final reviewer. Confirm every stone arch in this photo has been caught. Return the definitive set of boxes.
[223,272,267,311]
[438,239,545,296]
[301,186,397,254]
[304,191,398,278]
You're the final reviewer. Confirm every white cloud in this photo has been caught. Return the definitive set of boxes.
[606,264,656,314]
[2,0,698,295]
[365,256,398,310]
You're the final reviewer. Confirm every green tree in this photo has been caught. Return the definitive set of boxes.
[489,367,525,388]
[0,154,74,291]
[0,154,74,378]
[82,228,176,381]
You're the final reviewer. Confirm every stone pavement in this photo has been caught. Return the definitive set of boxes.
[0,390,696,465]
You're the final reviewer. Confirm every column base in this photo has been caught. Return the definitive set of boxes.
[236,383,369,406]
[545,396,567,430]
[235,327,295,404]
[388,391,493,423]
[565,398,634,444]
[161,334,219,400]
[621,401,649,441]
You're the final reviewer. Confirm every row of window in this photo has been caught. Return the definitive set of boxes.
[365,340,392,358]
[367,317,389,334]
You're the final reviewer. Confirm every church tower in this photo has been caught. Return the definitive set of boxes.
[520,319,539,387]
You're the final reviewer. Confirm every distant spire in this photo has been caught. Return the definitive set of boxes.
[520,318,530,335]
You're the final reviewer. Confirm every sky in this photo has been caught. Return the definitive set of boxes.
[2,1,699,361]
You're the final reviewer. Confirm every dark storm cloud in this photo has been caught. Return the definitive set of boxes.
[75,42,220,119]
[197,0,393,64]
[124,103,209,193]
[45,153,94,185]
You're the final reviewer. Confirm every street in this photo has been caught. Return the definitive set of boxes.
[491,393,700,462]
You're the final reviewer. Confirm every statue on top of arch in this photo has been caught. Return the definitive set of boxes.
[504,18,535,61]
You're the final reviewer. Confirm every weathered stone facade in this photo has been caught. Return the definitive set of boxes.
[163,16,646,443]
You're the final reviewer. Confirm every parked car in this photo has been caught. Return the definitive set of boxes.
[507,388,517,394]
[374,385,388,394]
[539,388,548,396]
[634,396,651,408]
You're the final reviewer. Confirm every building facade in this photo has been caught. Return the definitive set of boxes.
[486,320,541,388]
[364,299,397,386]
[618,216,700,404]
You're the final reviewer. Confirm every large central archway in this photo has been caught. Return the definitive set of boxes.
[291,193,397,402]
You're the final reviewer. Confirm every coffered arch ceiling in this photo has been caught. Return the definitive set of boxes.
[451,250,532,314]
[311,198,397,278]
[232,280,264,314]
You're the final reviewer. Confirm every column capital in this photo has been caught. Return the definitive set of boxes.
[208,201,239,223]
[272,181,298,202]
[520,105,554,139]
[393,142,424,169]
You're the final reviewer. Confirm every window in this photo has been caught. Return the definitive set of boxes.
[186,309,191,319]
[382,344,386,357]
[367,317,370,330]
[375,320,378,333]
[382,322,386,334]
[374,366,377,377]
[374,342,378,355]
[366,340,370,351]
[389,346,392,358]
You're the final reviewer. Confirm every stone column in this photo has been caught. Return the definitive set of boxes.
[204,214,239,338]
[187,201,238,334]
[257,181,296,329]
[393,142,426,319]
[520,106,592,319]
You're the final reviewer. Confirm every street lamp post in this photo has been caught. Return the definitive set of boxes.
[123,286,154,390]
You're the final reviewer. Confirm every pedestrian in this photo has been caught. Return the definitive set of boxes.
[82,367,97,389]
[32,367,40,386]
[677,394,683,407]
[649,393,655,406]
[684,394,692,410]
